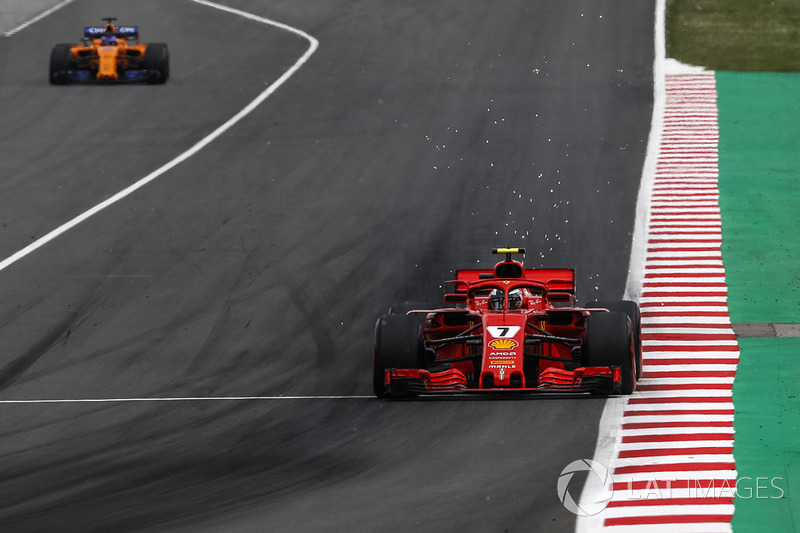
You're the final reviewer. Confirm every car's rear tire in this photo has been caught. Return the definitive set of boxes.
[145,42,169,84]
[589,300,642,379]
[49,44,73,85]
[583,311,635,395]
[372,313,425,398]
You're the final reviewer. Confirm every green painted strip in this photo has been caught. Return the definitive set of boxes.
[717,72,800,532]
[716,72,800,324]
[730,337,800,532]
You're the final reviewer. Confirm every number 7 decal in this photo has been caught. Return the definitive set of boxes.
[487,326,521,338]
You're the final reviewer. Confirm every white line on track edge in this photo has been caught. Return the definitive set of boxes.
[577,0,668,531]
[623,0,666,305]
[0,0,319,273]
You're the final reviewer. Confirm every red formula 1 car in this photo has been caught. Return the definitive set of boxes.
[49,18,169,84]
[373,248,641,398]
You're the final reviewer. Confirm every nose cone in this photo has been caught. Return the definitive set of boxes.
[97,49,120,79]
[481,315,526,388]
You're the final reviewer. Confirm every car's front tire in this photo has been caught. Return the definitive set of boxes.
[49,44,73,85]
[372,313,425,398]
[589,300,642,379]
[145,42,169,84]
[583,311,636,395]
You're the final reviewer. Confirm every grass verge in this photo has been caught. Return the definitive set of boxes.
[666,0,800,72]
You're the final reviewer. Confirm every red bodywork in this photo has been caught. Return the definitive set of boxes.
[377,249,636,397]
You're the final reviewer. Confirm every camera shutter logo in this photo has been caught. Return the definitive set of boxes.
[557,459,614,516]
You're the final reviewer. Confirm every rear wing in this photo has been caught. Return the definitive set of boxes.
[446,267,576,304]
[443,249,576,304]
[453,268,575,292]
[84,26,139,39]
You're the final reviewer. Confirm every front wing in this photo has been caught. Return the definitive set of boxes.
[384,366,622,397]
[66,69,150,83]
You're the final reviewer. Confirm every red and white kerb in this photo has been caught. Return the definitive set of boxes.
[601,72,739,531]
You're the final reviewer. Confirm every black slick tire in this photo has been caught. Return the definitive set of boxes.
[583,311,636,395]
[372,314,425,398]
[590,300,643,379]
[49,44,73,85]
[144,42,169,84]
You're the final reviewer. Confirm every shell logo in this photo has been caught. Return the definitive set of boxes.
[488,338,519,350]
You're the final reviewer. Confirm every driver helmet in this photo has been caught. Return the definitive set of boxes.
[508,288,523,310]
[101,35,117,46]
[488,289,505,311]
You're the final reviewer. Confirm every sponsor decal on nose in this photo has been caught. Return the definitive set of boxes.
[488,338,518,350]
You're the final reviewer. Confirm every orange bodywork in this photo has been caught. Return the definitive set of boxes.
[71,38,148,81]
[50,18,168,85]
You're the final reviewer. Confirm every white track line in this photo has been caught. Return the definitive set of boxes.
[622,0,667,304]
[0,0,319,273]
[2,0,75,37]
[0,396,372,404]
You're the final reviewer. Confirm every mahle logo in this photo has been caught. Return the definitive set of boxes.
[557,459,614,516]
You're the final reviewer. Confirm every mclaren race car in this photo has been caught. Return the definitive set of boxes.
[49,18,169,84]
[373,248,641,398]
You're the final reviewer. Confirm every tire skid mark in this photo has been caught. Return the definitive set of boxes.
[0,313,77,390]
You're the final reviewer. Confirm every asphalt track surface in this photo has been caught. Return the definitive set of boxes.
[0,1,654,531]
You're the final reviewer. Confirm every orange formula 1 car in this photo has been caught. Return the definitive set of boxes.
[373,248,642,398]
[49,18,169,84]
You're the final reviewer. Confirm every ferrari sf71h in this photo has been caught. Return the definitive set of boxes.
[373,248,641,398]
[49,18,169,84]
